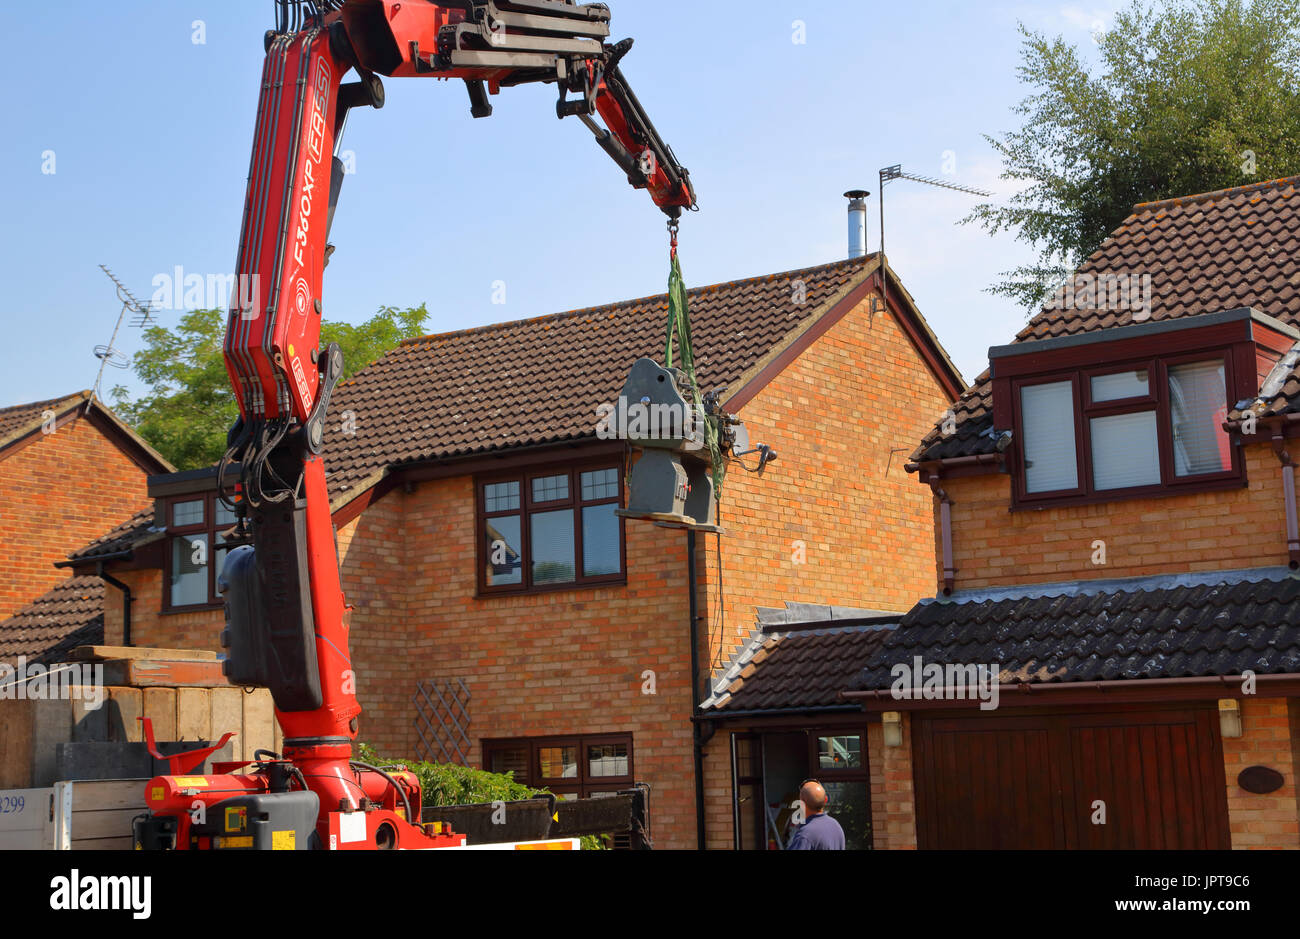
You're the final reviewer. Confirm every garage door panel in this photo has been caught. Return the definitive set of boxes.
[914,706,1230,850]
[1169,721,1202,850]
[1070,723,1163,849]
[1122,722,1149,849]
[919,725,1060,849]
[1067,712,1226,850]
[1140,724,1165,849]
[1076,716,1220,850]
[1155,723,1181,848]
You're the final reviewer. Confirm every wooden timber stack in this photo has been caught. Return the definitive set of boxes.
[0,645,280,790]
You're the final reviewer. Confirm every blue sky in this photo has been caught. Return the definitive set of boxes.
[0,0,1121,408]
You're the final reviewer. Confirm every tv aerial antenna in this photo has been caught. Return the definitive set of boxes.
[876,164,992,309]
[92,265,156,401]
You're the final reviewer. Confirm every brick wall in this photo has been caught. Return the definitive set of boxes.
[337,490,414,756]
[872,713,918,849]
[104,567,226,653]
[100,477,698,846]
[690,289,949,849]
[0,413,153,618]
[342,475,702,847]
[708,289,951,671]
[1222,697,1300,849]
[702,733,733,850]
[937,444,1292,592]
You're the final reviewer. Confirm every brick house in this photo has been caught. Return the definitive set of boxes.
[63,252,963,849]
[0,392,172,662]
[830,176,1300,849]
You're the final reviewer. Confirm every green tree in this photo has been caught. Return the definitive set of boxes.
[112,304,429,470]
[967,0,1300,311]
[320,304,429,383]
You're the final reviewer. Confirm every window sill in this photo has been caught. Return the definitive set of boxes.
[1011,474,1247,512]
[476,578,627,600]
[160,602,224,616]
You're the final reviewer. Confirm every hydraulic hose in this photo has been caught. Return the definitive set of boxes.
[349,760,415,828]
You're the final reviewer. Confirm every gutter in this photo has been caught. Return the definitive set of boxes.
[56,549,133,569]
[694,704,862,721]
[843,673,1300,707]
[904,452,1002,476]
[1222,410,1300,434]
[96,562,133,648]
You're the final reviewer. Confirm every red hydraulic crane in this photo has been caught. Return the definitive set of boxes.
[135,0,694,851]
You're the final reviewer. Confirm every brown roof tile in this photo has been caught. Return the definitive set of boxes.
[64,507,160,563]
[856,568,1300,688]
[321,257,876,497]
[70,253,957,560]
[0,392,87,446]
[704,623,894,712]
[0,576,105,665]
[916,176,1300,461]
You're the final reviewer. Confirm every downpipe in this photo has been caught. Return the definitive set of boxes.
[1271,426,1300,569]
[688,529,712,850]
[97,563,133,647]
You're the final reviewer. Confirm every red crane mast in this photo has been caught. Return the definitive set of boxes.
[136,0,693,851]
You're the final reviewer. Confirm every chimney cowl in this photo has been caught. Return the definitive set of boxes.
[844,190,871,260]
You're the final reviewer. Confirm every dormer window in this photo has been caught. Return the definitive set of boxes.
[990,309,1295,510]
[1087,366,1161,491]
[1168,361,1232,477]
[1020,380,1080,493]
[1015,357,1234,505]
[164,493,240,609]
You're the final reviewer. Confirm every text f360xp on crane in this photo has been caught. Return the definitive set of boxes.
[133,0,694,852]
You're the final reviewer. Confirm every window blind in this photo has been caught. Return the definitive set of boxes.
[1021,381,1079,493]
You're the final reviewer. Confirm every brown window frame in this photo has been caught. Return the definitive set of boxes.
[475,460,627,596]
[481,733,635,800]
[1011,349,1243,510]
[808,729,871,779]
[805,728,873,851]
[733,733,765,851]
[162,492,240,612]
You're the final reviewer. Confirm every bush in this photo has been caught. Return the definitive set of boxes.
[355,743,608,849]
[358,743,541,807]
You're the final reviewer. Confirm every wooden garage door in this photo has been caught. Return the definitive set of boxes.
[912,705,1230,849]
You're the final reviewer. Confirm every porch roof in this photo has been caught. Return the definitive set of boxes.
[701,603,898,714]
[854,566,1300,692]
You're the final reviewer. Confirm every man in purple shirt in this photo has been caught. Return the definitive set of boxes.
[786,780,846,850]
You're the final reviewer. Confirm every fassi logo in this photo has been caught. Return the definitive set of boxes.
[292,55,333,269]
[307,56,331,162]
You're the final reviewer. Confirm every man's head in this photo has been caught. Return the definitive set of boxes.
[799,779,828,816]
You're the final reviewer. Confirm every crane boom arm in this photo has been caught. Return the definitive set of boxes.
[140,0,697,850]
